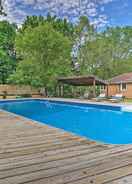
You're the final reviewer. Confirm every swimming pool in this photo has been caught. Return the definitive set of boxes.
[0,99,132,144]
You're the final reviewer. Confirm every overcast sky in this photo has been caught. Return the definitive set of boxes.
[0,0,132,29]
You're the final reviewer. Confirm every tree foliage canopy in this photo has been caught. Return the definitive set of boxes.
[78,26,132,79]
[21,14,74,39]
[1,14,132,93]
[0,21,17,84]
[9,23,72,88]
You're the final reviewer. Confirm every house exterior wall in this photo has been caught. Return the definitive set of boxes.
[107,84,119,97]
[108,83,132,98]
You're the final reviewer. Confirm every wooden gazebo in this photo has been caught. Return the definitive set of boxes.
[57,75,108,97]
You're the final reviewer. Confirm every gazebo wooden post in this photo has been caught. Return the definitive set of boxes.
[59,84,61,97]
[93,78,96,97]
[58,83,64,97]
[62,84,64,97]
[57,84,60,97]
[106,84,109,97]
[61,84,64,97]
[71,87,74,97]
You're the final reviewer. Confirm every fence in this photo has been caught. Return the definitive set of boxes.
[0,85,40,97]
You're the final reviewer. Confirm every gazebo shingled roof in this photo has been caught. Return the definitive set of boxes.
[58,75,108,86]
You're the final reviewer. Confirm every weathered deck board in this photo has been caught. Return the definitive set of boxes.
[0,110,132,184]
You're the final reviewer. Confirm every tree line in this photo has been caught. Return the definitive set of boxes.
[1,14,132,92]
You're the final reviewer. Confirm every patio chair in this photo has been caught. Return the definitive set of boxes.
[109,94,123,103]
[83,92,89,99]
[94,93,106,101]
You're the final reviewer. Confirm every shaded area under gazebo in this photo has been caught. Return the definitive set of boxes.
[57,75,108,98]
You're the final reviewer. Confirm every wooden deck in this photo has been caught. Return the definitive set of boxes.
[1,110,132,184]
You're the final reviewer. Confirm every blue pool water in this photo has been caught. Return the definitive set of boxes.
[1,99,132,144]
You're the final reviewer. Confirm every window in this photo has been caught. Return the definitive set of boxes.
[120,83,127,91]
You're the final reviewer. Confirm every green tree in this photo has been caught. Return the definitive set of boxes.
[78,26,132,79]
[9,23,72,91]
[0,0,7,16]
[0,50,16,83]
[71,16,95,74]
[75,16,94,38]
[0,21,17,84]
[21,14,74,39]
